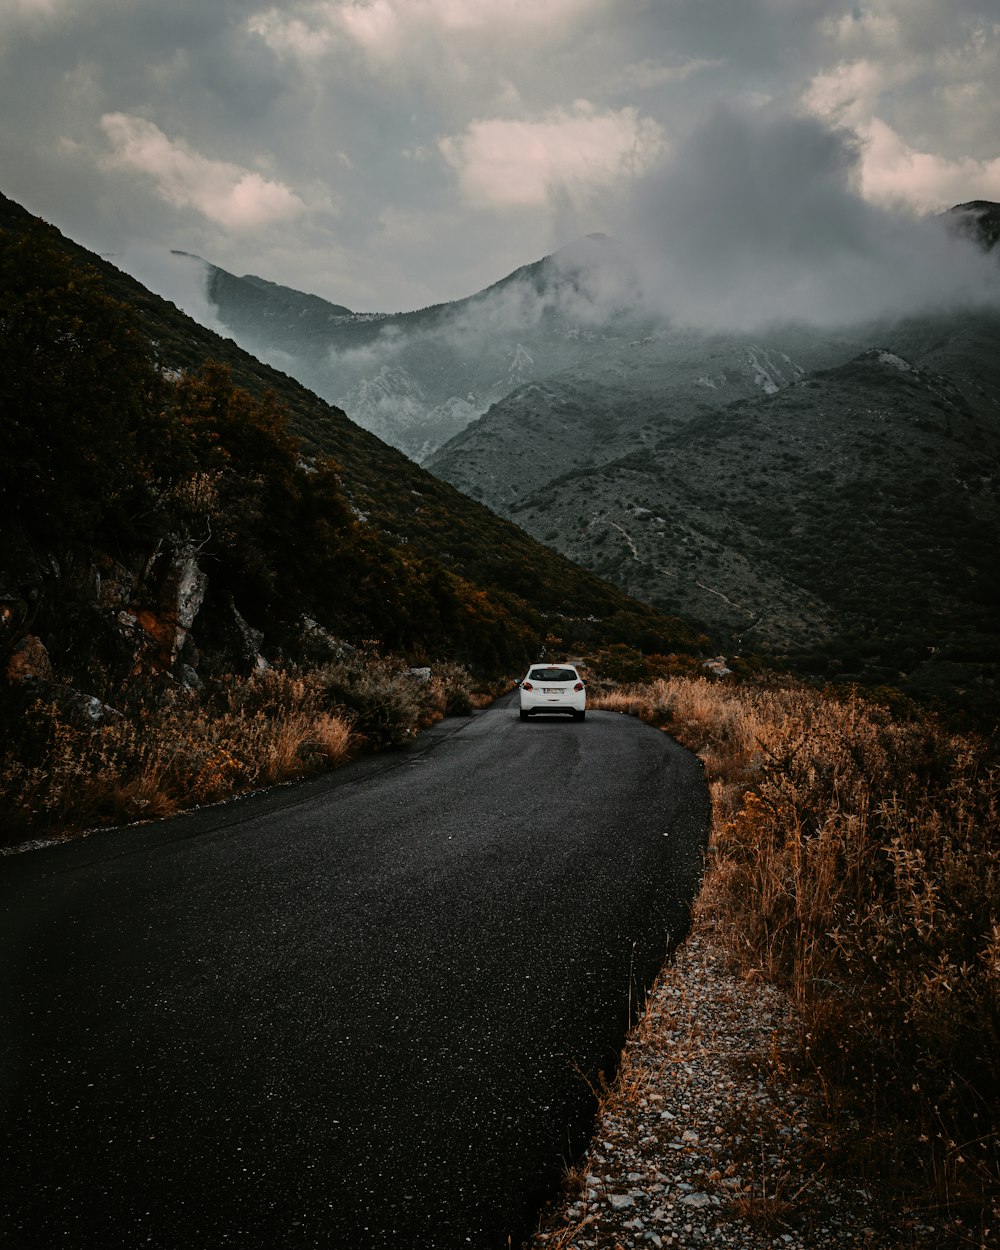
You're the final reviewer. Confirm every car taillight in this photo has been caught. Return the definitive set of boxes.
[522,681,534,691]
[574,682,584,691]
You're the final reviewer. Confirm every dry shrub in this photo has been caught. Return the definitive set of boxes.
[593,675,999,1230]
[1,669,358,840]
[234,709,314,788]
[312,655,477,747]
[309,711,353,765]
[313,658,432,747]
[428,661,478,717]
[1,656,480,843]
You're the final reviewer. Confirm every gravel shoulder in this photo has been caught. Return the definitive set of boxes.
[527,903,941,1250]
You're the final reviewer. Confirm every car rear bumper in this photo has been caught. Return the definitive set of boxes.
[519,695,586,714]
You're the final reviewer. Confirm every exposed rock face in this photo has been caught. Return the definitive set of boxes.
[230,603,269,674]
[4,630,122,727]
[301,617,354,664]
[0,529,270,701]
[6,635,51,683]
[146,543,209,666]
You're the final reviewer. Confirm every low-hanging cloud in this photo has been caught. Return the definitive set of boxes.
[115,246,229,337]
[615,107,1000,331]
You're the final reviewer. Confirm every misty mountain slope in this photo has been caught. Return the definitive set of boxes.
[198,232,866,472]
[159,202,1000,489]
[425,284,1000,524]
[198,234,648,461]
[870,308,1000,424]
[0,190,704,659]
[200,257,354,326]
[947,201,1000,253]
[332,367,479,462]
[425,324,868,512]
[422,375,664,514]
[206,260,546,402]
[508,346,1000,705]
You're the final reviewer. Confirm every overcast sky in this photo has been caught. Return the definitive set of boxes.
[2,0,999,314]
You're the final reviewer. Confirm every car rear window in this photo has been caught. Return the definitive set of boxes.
[528,667,577,682]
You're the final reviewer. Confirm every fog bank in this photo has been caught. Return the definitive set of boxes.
[615,108,1000,331]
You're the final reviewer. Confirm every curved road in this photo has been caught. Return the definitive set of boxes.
[1,693,708,1249]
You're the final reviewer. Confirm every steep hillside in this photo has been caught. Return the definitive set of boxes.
[198,234,637,460]
[425,325,866,513]
[0,192,706,700]
[508,342,1000,715]
[195,233,866,469]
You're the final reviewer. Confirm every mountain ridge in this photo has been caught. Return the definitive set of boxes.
[504,335,1000,717]
[0,189,706,698]
[182,233,665,461]
[9,188,995,716]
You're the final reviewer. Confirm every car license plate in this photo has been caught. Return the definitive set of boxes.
[543,687,561,693]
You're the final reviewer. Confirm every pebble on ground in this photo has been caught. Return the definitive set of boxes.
[528,928,949,1250]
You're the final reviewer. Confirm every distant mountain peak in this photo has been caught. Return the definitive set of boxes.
[944,200,1000,252]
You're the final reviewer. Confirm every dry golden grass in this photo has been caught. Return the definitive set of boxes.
[1,657,481,841]
[592,676,999,1236]
[309,711,354,764]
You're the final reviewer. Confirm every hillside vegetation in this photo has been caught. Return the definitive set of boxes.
[506,332,1000,724]
[0,201,705,842]
[593,675,998,1244]
[0,193,698,650]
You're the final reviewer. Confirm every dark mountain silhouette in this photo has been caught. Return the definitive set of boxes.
[0,191,705,710]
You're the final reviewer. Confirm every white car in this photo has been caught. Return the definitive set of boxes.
[518,663,587,722]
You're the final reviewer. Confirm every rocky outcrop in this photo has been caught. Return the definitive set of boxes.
[6,634,52,683]
[230,603,269,674]
[134,543,209,668]
[0,528,276,707]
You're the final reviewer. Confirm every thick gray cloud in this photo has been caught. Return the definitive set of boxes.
[1,0,998,314]
[617,107,1000,329]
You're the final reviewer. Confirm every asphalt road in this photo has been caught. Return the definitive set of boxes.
[0,692,709,1249]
